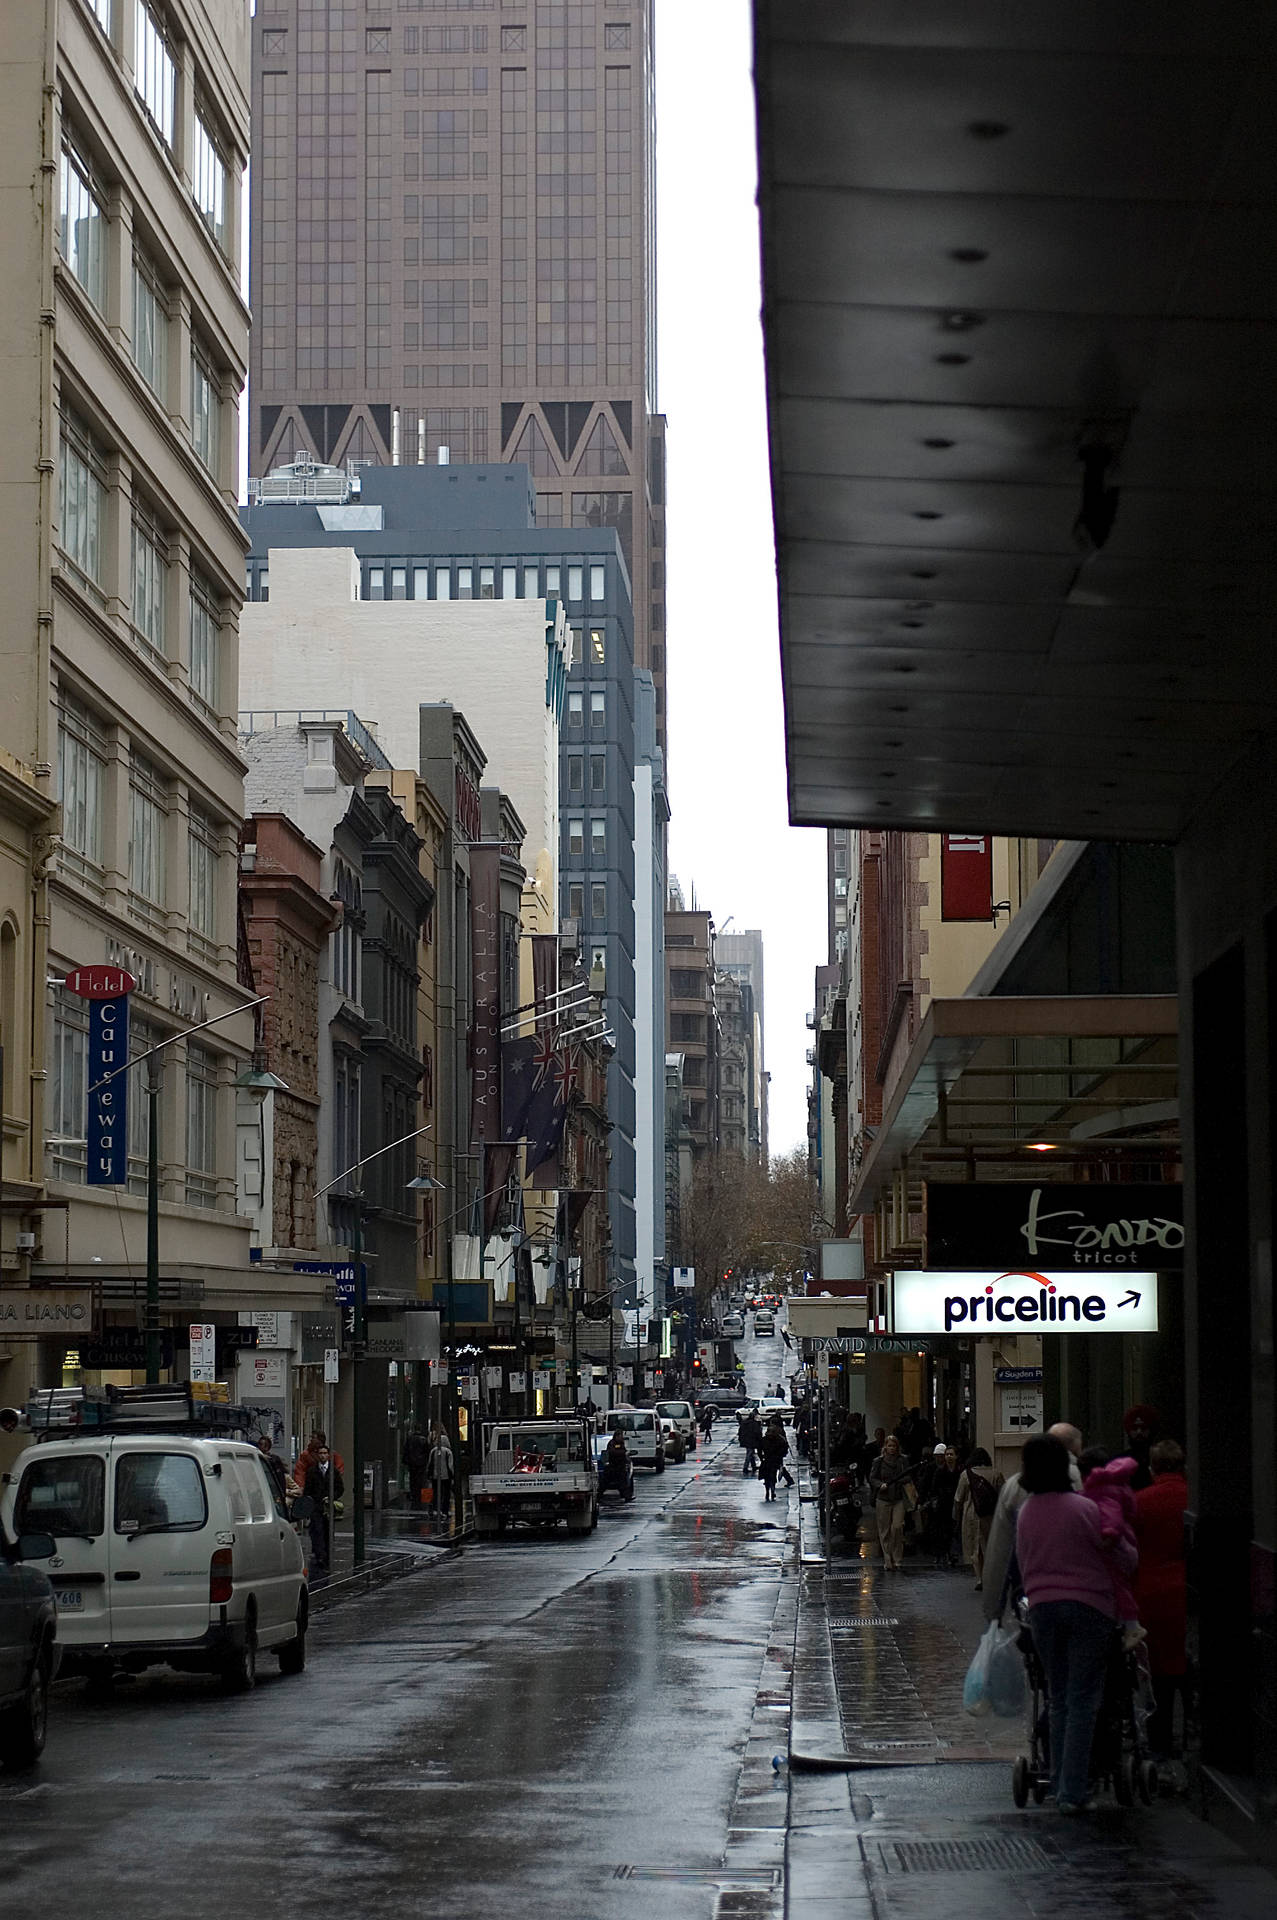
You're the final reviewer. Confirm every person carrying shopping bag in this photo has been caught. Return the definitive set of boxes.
[868,1432,915,1569]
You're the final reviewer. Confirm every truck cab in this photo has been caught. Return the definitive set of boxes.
[471,1416,599,1536]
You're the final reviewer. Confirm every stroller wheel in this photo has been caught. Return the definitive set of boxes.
[1031,1778,1048,1806]
[1138,1759,1158,1805]
[1115,1752,1136,1807]
[1011,1756,1030,1809]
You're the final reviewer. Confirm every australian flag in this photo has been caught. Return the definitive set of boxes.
[502,1034,567,1173]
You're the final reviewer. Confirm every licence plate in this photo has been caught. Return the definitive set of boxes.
[54,1589,84,1612]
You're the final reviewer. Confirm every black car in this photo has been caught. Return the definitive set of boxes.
[0,1517,56,1768]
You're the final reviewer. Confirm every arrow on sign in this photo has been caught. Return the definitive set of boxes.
[1117,1290,1142,1309]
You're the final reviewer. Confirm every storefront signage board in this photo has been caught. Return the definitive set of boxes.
[892,1270,1159,1335]
[0,1287,96,1335]
[926,1183,1183,1272]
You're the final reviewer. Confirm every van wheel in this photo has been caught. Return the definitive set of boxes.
[278,1599,307,1677]
[0,1646,49,1769]
[221,1616,257,1694]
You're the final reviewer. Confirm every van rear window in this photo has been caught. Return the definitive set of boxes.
[15,1455,105,1537]
[115,1453,207,1534]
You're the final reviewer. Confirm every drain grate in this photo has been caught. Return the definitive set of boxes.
[613,1866,782,1888]
[857,1740,938,1753]
[874,1836,1054,1874]
[829,1616,898,1627]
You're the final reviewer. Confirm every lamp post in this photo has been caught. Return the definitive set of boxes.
[85,991,271,1386]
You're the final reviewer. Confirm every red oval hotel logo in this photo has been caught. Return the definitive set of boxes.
[63,965,138,1001]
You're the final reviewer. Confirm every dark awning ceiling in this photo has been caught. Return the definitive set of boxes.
[754,2,1277,841]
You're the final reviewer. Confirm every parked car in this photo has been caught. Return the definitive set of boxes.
[660,1421,688,1465]
[0,1516,56,1769]
[757,1398,793,1425]
[655,1399,696,1448]
[4,1431,307,1692]
[594,1408,665,1472]
[695,1384,748,1411]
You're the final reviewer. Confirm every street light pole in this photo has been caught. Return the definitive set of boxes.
[351,1178,366,1568]
[145,1057,161,1383]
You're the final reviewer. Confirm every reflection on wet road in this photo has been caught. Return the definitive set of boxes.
[2,1337,792,1920]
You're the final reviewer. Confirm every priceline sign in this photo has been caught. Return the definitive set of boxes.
[892,1270,1160,1336]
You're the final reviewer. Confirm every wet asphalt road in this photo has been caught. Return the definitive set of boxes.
[2,1332,793,1920]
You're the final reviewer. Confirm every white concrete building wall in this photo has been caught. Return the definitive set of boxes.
[240,548,563,911]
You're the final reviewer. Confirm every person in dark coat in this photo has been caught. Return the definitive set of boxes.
[255,1434,289,1508]
[402,1425,431,1509]
[760,1418,790,1502]
[1122,1404,1161,1492]
[303,1446,344,1577]
[739,1409,765,1476]
[1134,1438,1189,1758]
[921,1443,961,1567]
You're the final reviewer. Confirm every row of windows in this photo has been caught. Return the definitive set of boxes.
[566,881,608,923]
[58,414,224,709]
[76,2,234,257]
[58,137,228,485]
[565,817,606,860]
[357,560,606,603]
[50,985,223,1207]
[565,753,607,793]
[57,690,225,953]
[565,690,606,729]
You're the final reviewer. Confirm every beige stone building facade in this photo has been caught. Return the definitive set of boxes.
[0,0,255,1404]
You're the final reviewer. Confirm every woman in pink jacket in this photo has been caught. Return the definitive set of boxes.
[1016,1434,1136,1813]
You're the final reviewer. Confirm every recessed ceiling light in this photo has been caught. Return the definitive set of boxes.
[935,352,970,366]
[950,247,988,264]
[1026,1141,1057,1153]
[967,120,1010,140]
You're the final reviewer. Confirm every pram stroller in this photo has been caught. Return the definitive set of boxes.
[1011,1600,1159,1809]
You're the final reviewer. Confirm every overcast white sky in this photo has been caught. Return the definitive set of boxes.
[655,1,826,1158]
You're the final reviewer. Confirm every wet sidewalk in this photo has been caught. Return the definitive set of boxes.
[786,1506,1277,1919]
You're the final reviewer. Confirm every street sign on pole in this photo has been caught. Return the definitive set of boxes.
[323,1348,340,1384]
[671,1266,695,1291]
[189,1323,216,1383]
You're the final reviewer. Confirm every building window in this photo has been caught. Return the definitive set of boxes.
[128,750,167,925]
[590,628,605,665]
[413,567,430,599]
[502,565,517,598]
[185,1044,218,1207]
[591,882,606,921]
[545,565,561,594]
[456,566,473,599]
[568,565,583,600]
[190,337,220,477]
[366,566,385,600]
[262,27,286,55]
[833,846,848,875]
[391,566,407,600]
[501,25,526,49]
[134,2,176,148]
[568,883,584,920]
[566,692,583,730]
[58,411,107,590]
[478,564,495,598]
[590,818,605,861]
[590,690,605,730]
[670,970,705,1000]
[422,1043,434,1110]
[83,0,114,34]
[193,100,230,254]
[567,756,583,793]
[590,754,605,792]
[189,567,220,712]
[567,818,583,859]
[57,692,106,882]
[523,567,538,597]
[331,860,362,1004]
[59,134,108,311]
[132,247,169,398]
[590,565,605,601]
[49,989,89,1183]
[434,567,451,599]
[605,23,630,50]
[366,26,390,53]
[130,496,169,659]
[188,804,219,954]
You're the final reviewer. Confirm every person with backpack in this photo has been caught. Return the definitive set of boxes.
[954,1446,1003,1589]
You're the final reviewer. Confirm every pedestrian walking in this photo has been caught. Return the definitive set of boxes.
[1015,1433,1136,1813]
[427,1423,455,1523]
[255,1433,289,1508]
[920,1443,961,1567]
[402,1424,431,1510]
[954,1447,1003,1590]
[1134,1439,1189,1760]
[760,1417,790,1501]
[697,1403,716,1440]
[303,1445,344,1579]
[1079,1447,1144,1648]
[739,1409,764,1476]
[982,1422,1083,1621]
[868,1433,915,1569]
[294,1428,346,1489]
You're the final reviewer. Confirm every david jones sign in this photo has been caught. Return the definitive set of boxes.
[892,1270,1159,1336]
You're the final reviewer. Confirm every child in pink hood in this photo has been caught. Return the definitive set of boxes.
[1080,1447,1145,1649]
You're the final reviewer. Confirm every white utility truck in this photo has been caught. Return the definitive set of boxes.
[470,1416,599,1536]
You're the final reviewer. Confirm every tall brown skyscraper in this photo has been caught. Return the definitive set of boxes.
[249,0,667,741]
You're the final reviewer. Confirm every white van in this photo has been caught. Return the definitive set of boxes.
[3,1433,307,1692]
[594,1407,666,1472]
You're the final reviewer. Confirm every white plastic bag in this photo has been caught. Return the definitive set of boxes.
[963,1620,998,1716]
[964,1620,1023,1718]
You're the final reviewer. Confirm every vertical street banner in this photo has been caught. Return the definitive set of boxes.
[940,833,994,921]
[532,931,557,1017]
[64,965,137,1187]
[469,844,502,1142]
